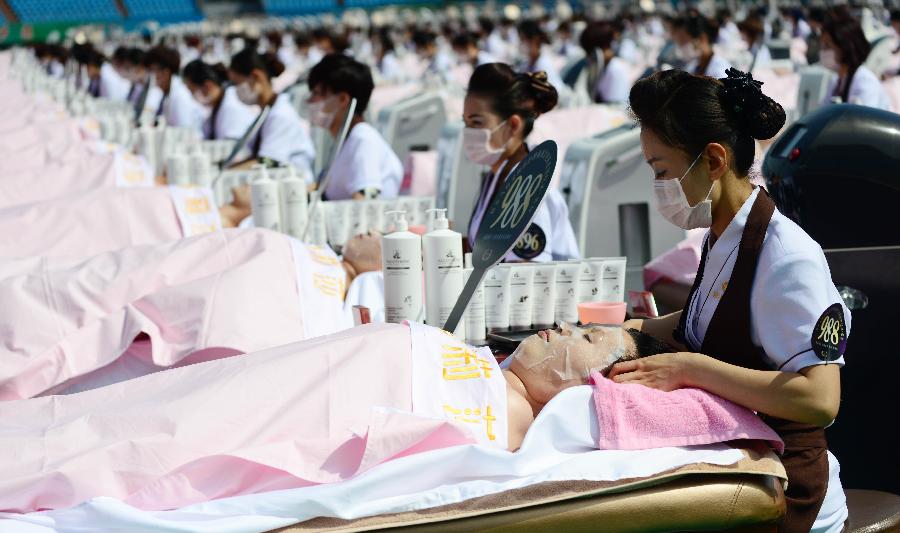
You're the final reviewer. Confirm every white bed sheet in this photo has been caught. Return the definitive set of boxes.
[0,386,743,533]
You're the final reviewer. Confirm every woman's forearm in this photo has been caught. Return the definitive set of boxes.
[686,355,841,427]
[627,311,685,350]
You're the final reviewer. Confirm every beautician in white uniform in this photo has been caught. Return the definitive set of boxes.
[145,45,206,135]
[673,15,732,79]
[819,14,891,110]
[579,21,632,104]
[228,48,316,176]
[516,20,566,92]
[306,54,402,200]
[463,63,579,262]
[182,59,257,140]
[121,48,163,120]
[616,68,849,533]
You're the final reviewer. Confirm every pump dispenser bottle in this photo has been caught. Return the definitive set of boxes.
[250,165,282,232]
[280,166,308,239]
[382,211,424,323]
[423,208,465,338]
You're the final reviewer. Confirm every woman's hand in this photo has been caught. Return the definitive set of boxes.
[607,352,706,392]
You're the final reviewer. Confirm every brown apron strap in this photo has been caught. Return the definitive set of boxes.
[701,190,775,370]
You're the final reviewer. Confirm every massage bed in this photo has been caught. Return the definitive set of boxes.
[270,448,785,533]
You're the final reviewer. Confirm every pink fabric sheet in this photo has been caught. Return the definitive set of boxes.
[0,187,183,259]
[0,323,475,513]
[590,371,784,454]
[0,228,306,401]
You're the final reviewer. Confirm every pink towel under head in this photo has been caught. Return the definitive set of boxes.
[589,371,784,454]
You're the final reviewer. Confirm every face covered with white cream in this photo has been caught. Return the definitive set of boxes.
[508,323,633,405]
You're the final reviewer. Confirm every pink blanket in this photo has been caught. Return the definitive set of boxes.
[0,323,478,513]
[0,229,311,400]
[0,187,183,259]
[590,372,784,454]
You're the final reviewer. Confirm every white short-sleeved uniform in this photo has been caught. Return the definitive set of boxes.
[749,44,773,71]
[683,187,849,533]
[824,66,891,110]
[205,85,258,140]
[253,93,316,178]
[378,52,403,82]
[99,63,131,102]
[468,159,581,263]
[162,75,207,136]
[130,82,164,118]
[324,122,403,201]
[476,51,498,66]
[595,56,632,104]
[686,53,732,79]
[616,38,640,64]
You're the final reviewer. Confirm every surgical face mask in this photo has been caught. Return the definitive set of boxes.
[653,153,715,230]
[462,120,509,166]
[819,49,840,72]
[236,81,257,106]
[507,323,629,404]
[192,90,213,107]
[307,97,337,129]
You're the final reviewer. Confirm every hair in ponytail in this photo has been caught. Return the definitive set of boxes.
[467,63,559,137]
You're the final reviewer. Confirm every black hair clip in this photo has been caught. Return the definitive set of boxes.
[719,68,763,114]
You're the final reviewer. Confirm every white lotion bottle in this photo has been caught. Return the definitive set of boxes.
[598,256,627,302]
[555,262,581,324]
[508,264,535,330]
[307,192,329,246]
[463,253,487,345]
[532,263,558,329]
[484,265,512,332]
[250,165,282,232]
[423,208,465,338]
[382,211,424,324]
[281,166,308,239]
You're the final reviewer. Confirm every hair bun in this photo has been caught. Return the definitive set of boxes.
[718,68,786,140]
[524,70,558,114]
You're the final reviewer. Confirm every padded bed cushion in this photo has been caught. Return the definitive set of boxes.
[271,446,787,532]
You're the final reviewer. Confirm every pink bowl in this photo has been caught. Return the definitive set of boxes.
[578,301,627,325]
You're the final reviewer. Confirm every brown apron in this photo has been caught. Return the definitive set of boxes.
[675,190,829,533]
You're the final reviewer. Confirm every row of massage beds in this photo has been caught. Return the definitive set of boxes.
[0,50,793,532]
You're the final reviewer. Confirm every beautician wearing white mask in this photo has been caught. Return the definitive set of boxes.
[819,13,890,110]
[227,48,316,176]
[306,54,402,200]
[463,63,579,262]
[182,59,257,141]
[516,20,566,92]
[622,68,850,533]
[672,15,731,79]
[145,45,206,135]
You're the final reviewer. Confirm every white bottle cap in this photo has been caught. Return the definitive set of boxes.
[254,163,270,182]
[426,208,449,230]
[385,210,409,232]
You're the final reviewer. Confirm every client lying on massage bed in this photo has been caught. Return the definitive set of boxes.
[0,228,379,400]
[0,322,779,513]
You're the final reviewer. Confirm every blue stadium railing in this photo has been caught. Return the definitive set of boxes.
[7,0,121,23]
[6,0,201,24]
[123,0,201,22]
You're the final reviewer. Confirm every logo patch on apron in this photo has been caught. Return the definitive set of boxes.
[811,303,847,363]
[512,223,546,260]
